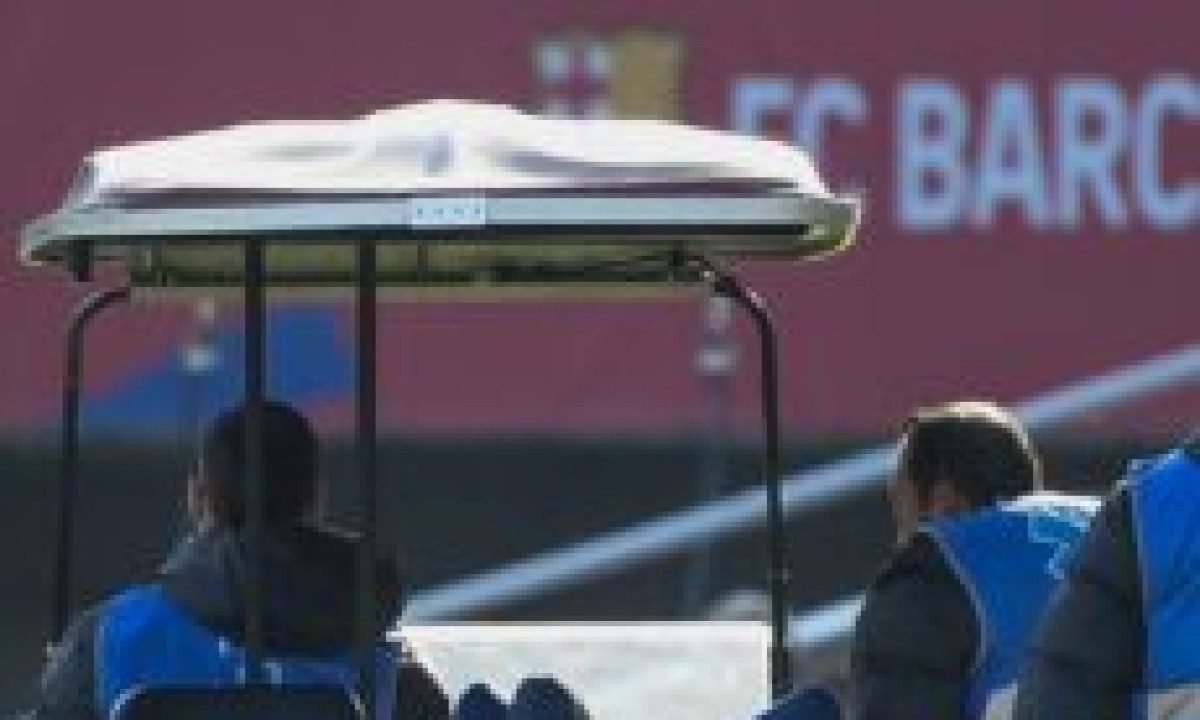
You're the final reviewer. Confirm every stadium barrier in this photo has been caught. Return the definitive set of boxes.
[406,343,1200,622]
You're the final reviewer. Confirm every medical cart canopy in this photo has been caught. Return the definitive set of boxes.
[21,100,859,292]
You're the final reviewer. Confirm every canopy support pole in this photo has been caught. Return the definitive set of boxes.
[712,271,792,701]
[52,286,130,646]
[243,240,267,679]
[355,239,380,719]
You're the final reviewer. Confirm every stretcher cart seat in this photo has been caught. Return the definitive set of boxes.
[397,622,770,720]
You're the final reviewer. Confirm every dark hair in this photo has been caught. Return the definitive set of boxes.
[899,400,1041,509]
[197,400,318,526]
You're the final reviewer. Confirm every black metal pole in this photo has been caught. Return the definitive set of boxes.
[355,239,379,719]
[52,286,130,646]
[712,271,792,701]
[243,240,266,680]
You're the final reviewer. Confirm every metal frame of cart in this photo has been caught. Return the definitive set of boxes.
[22,100,860,712]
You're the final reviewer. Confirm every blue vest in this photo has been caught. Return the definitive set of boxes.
[922,493,1098,720]
[1131,449,1200,720]
[95,584,397,720]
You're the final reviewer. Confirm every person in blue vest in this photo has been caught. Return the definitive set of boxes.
[28,400,450,720]
[851,400,1097,720]
[1015,442,1200,720]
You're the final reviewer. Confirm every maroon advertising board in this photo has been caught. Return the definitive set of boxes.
[0,0,1195,436]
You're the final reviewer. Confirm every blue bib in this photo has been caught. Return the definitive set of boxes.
[922,493,1097,720]
[96,584,397,720]
[1131,449,1200,720]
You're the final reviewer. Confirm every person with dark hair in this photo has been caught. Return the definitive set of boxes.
[29,400,449,720]
[1014,441,1200,720]
[850,400,1097,720]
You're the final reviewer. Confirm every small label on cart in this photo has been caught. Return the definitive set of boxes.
[410,197,487,228]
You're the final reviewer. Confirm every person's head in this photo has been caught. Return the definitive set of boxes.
[188,400,320,531]
[889,400,1041,543]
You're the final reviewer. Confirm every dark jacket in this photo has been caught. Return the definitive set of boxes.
[31,524,450,720]
[851,533,978,720]
[1013,489,1144,720]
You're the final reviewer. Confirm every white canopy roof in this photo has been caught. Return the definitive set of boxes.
[22,100,859,292]
[68,100,832,203]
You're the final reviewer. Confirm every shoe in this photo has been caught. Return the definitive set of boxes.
[509,677,588,720]
[455,683,507,720]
